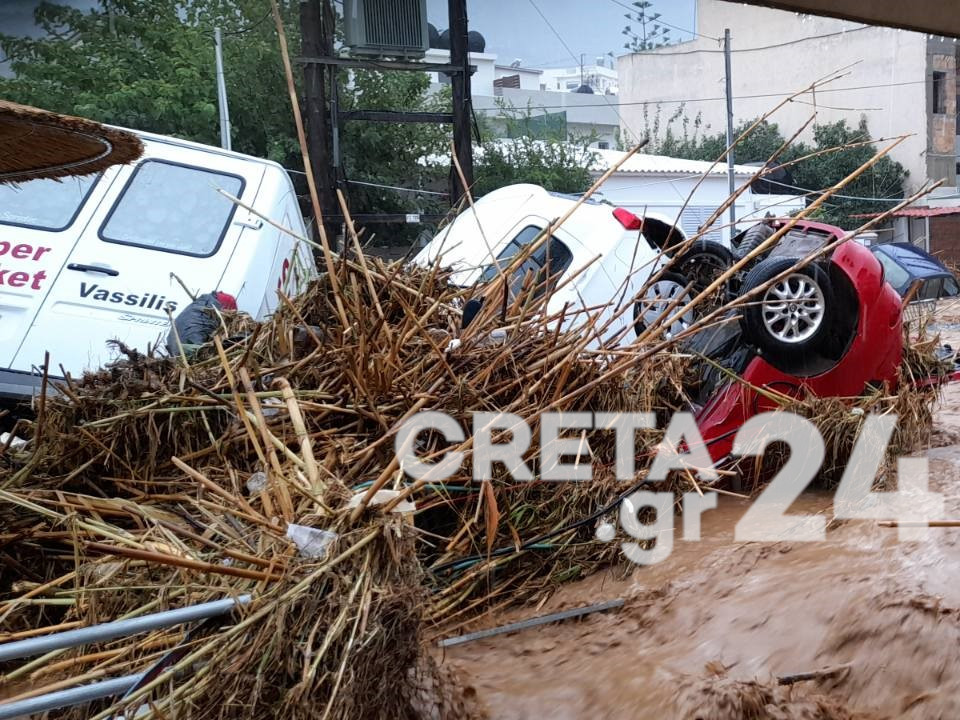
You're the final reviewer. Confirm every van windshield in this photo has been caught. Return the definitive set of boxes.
[0,175,98,231]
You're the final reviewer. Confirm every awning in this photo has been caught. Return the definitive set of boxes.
[722,1,960,38]
[0,100,143,184]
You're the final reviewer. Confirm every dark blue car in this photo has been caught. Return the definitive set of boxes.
[871,242,960,299]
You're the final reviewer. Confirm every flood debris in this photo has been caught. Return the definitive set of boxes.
[0,248,941,718]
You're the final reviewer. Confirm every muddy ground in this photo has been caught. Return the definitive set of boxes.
[438,317,960,719]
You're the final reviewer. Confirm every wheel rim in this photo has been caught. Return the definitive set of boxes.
[639,279,694,339]
[761,272,825,343]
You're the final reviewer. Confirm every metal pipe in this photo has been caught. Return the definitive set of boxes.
[0,673,143,720]
[724,27,736,237]
[214,27,232,151]
[0,595,250,662]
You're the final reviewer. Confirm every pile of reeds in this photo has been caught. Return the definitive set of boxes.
[0,237,943,718]
[0,252,695,718]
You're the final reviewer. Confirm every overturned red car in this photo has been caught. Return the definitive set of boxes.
[685,219,904,463]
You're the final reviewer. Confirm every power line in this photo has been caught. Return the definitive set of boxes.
[217,9,274,37]
[347,179,448,196]
[623,25,872,56]
[525,0,640,139]
[479,79,927,111]
[606,0,720,42]
[762,177,906,203]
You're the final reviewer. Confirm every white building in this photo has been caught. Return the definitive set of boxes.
[591,150,805,244]
[617,0,958,190]
[540,58,619,95]
[424,49,619,149]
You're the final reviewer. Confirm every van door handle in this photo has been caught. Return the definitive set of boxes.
[67,263,119,277]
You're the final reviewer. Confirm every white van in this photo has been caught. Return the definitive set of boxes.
[0,130,316,400]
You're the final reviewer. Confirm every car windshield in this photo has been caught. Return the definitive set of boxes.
[477,225,573,299]
[0,175,98,231]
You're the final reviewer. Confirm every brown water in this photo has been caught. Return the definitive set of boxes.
[440,383,960,719]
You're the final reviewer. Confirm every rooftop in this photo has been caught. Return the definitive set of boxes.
[593,149,760,176]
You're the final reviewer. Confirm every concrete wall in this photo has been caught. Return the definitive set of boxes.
[617,0,932,189]
[926,38,958,185]
[494,66,543,91]
[425,49,497,95]
[930,215,960,264]
[472,89,620,148]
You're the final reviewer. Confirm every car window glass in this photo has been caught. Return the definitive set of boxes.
[945,277,960,297]
[478,225,574,299]
[920,278,943,300]
[0,175,98,231]
[100,160,244,257]
[875,249,910,291]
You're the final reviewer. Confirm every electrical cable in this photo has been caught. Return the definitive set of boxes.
[216,8,273,37]
[606,0,720,42]
[761,177,907,203]
[429,474,651,575]
[525,0,641,140]
[347,179,448,196]
[622,24,873,56]
[480,79,928,111]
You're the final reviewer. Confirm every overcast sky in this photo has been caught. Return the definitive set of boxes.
[424,0,697,67]
[3,0,698,68]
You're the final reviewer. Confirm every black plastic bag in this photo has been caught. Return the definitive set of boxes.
[166,292,235,355]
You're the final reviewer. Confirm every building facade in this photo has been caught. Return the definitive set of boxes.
[617,0,958,191]
[425,50,619,148]
[540,59,619,95]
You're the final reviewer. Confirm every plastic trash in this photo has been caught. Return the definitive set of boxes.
[285,524,337,559]
[246,472,267,494]
[166,292,236,356]
[0,432,28,450]
[346,489,417,514]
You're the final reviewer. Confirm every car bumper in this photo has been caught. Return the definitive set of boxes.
[0,368,60,403]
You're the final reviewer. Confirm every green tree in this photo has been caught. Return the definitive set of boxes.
[472,101,599,196]
[622,1,672,52]
[0,1,603,234]
[791,118,907,228]
[0,0,298,163]
[337,69,451,225]
[641,107,907,229]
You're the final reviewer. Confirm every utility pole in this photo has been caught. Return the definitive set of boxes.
[214,27,231,151]
[301,0,339,246]
[723,27,736,235]
[448,0,473,204]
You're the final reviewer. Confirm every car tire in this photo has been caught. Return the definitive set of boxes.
[674,240,734,295]
[739,257,833,359]
[634,271,695,340]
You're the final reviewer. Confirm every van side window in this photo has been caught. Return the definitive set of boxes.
[0,175,99,231]
[478,225,574,299]
[100,160,244,257]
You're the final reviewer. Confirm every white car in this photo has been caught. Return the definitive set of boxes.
[413,184,717,348]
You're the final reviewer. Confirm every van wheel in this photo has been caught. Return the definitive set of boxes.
[739,257,832,359]
[634,272,695,340]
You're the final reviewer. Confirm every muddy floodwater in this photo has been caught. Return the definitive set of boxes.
[439,383,960,719]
